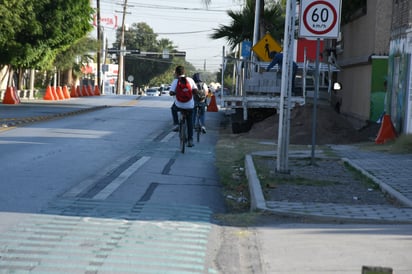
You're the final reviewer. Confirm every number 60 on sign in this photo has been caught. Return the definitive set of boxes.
[299,0,342,38]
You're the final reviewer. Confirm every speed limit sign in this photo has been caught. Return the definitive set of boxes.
[299,0,341,38]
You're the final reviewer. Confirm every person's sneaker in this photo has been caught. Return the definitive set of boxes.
[187,140,194,147]
[172,125,179,132]
[201,126,206,134]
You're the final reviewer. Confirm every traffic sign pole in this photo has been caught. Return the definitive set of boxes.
[299,0,341,164]
[276,0,296,174]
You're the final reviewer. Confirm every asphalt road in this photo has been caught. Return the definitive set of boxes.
[0,95,227,273]
[1,95,411,273]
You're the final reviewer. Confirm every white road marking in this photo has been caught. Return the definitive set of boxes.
[93,156,151,200]
[161,131,177,142]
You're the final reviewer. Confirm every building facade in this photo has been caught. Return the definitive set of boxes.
[336,0,393,128]
[387,0,412,134]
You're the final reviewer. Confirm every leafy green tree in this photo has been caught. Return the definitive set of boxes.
[115,22,183,88]
[54,37,99,87]
[210,0,284,51]
[5,0,93,69]
[0,0,94,87]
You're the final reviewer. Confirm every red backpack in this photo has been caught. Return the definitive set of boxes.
[175,77,192,103]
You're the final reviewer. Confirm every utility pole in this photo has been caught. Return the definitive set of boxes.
[116,0,128,95]
[276,0,296,173]
[96,0,101,93]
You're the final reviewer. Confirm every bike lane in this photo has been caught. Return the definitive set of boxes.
[0,98,228,273]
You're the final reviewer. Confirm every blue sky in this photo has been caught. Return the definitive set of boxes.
[92,0,244,72]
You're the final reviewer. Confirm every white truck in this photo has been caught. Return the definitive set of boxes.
[220,57,339,133]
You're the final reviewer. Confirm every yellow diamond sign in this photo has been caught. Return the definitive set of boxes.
[252,33,282,62]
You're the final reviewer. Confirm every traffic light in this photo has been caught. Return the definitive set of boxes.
[107,48,117,54]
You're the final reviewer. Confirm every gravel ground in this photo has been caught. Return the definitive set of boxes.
[254,157,398,206]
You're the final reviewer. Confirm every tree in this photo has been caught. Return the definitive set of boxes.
[210,0,285,51]
[54,37,99,87]
[114,22,181,88]
[0,0,94,87]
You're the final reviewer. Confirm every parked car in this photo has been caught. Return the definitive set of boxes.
[160,85,170,95]
[145,87,160,96]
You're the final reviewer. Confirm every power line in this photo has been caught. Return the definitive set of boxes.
[156,30,212,35]
[101,0,232,12]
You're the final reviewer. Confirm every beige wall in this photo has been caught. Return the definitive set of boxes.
[337,0,392,126]
[340,65,372,127]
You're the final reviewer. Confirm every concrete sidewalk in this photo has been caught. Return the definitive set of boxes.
[246,146,412,223]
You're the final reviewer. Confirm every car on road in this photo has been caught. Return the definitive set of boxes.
[145,87,160,96]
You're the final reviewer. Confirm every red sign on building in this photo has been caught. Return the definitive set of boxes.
[296,38,324,63]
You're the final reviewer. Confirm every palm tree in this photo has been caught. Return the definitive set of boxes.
[210,0,284,50]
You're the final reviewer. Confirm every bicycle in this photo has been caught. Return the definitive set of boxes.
[178,109,189,153]
[193,104,204,143]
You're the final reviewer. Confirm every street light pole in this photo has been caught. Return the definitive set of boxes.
[116,0,128,95]
[96,0,101,93]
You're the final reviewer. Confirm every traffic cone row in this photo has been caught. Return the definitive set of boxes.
[43,85,101,100]
[2,86,21,104]
[69,85,101,97]
[43,85,71,101]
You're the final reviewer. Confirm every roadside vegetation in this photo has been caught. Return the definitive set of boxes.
[215,128,412,217]
[354,134,412,154]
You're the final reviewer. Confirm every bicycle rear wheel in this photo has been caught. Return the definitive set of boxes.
[196,126,201,143]
[195,106,201,143]
[179,119,186,153]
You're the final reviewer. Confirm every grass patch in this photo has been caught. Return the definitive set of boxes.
[355,134,412,154]
[343,161,380,190]
[253,156,340,197]
[215,133,276,212]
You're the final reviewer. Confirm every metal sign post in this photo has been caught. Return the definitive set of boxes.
[298,0,342,164]
[276,0,296,174]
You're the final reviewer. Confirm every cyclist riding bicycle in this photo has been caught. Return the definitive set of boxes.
[170,65,198,147]
[192,73,209,134]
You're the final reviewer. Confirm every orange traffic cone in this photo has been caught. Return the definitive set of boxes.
[51,86,59,100]
[82,85,88,96]
[77,86,83,97]
[207,94,218,112]
[87,85,93,96]
[43,85,55,100]
[62,86,71,99]
[70,85,77,97]
[2,86,20,104]
[94,85,101,96]
[375,114,397,144]
[56,86,64,100]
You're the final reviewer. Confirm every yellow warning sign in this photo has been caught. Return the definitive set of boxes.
[252,33,282,62]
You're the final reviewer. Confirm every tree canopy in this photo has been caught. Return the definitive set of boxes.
[113,22,196,88]
[0,0,94,70]
[210,0,285,51]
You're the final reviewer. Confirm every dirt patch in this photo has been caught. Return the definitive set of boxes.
[240,104,380,144]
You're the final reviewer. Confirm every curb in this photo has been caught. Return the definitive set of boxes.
[245,153,412,223]
[0,105,108,128]
[245,154,267,211]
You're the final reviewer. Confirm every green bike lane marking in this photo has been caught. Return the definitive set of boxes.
[0,201,217,273]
